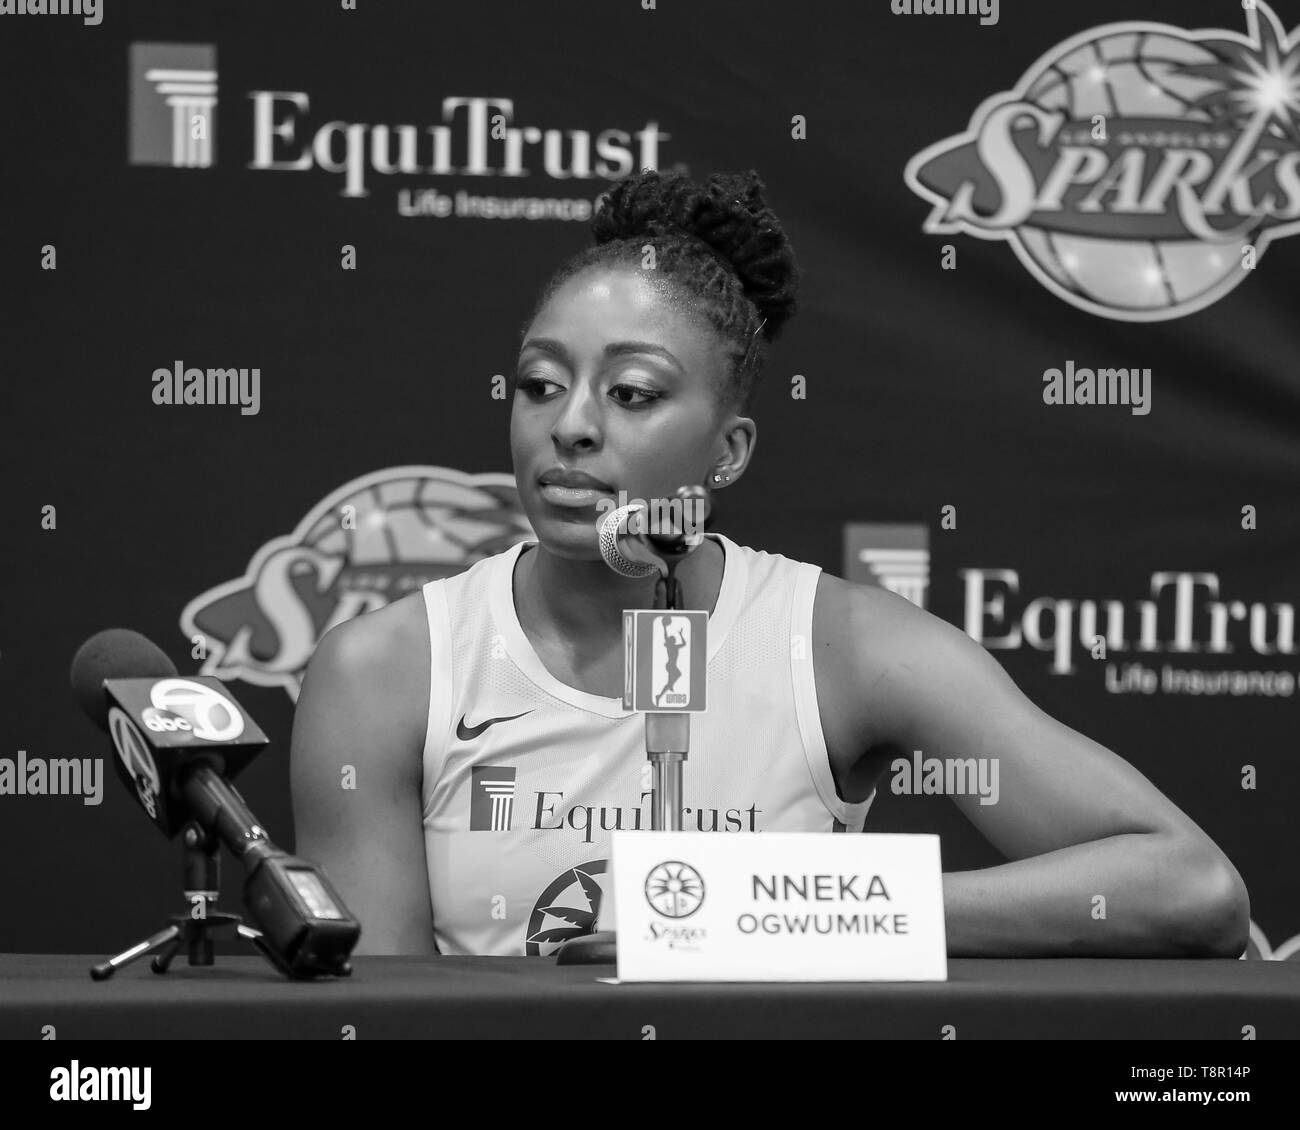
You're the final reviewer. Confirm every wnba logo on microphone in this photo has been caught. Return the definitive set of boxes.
[623,610,708,712]
[651,616,693,709]
[905,3,1300,321]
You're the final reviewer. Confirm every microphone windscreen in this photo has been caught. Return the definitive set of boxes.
[598,504,659,578]
[70,628,179,730]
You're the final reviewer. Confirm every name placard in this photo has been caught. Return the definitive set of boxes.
[609,831,946,982]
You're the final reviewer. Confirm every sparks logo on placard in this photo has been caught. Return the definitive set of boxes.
[525,858,608,957]
[843,523,929,609]
[128,43,217,168]
[905,3,1300,321]
[470,767,517,831]
[181,466,534,701]
[644,860,706,919]
[107,707,162,819]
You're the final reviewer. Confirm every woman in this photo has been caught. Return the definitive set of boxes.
[289,169,1249,959]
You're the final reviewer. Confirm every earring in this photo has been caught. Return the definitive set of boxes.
[712,471,730,484]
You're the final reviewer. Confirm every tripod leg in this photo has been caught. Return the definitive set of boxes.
[89,924,182,981]
[150,934,185,974]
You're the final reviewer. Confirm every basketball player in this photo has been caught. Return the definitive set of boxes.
[289,169,1248,960]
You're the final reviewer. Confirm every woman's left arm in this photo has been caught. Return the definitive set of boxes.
[829,580,1250,958]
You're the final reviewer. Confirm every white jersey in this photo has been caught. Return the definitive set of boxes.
[419,533,876,956]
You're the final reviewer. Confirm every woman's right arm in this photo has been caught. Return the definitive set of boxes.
[288,598,440,956]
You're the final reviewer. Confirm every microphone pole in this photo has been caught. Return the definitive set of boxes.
[598,484,708,832]
[644,502,699,832]
[558,486,709,964]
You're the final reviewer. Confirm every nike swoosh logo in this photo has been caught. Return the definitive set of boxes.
[456,710,533,741]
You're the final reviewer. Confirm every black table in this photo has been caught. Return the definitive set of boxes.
[2,953,1298,1039]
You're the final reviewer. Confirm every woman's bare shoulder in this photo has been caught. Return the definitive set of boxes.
[810,571,970,755]
[813,571,926,655]
[307,591,433,757]
[813,570,972,655]
[320,592,429,673]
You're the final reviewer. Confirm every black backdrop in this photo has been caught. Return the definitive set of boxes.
[2,0,1297,960]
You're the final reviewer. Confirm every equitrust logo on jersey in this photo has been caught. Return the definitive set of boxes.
[905,3,1300,321]
[128,43,217,167]
[470,767,517,831]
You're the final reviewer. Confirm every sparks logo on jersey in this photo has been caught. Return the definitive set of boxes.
[128,43,218,168]
[470,766,517,831]
[905,3,1300,321]
[180,465,535,701]
[526,858,608,957]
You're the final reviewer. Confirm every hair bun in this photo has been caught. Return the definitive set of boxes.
[591,168,801,340]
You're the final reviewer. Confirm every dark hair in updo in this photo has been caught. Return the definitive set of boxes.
[522,168,802,416]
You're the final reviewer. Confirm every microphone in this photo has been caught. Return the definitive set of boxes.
[599,485,710,578]
[71,628,266,837]
[70,628,359,977]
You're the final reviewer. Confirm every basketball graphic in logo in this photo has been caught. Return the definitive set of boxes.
[182,466,534,700]
[906,3,1300,320]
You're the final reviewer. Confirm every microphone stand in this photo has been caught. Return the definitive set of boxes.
[647,565,689,833]
[556,548,694,966]
[89,821,282,980]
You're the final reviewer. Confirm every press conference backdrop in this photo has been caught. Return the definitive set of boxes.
[1,0,1298,961]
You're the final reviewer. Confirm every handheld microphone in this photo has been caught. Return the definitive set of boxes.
[599,485,710,578]
[70,628,360,977]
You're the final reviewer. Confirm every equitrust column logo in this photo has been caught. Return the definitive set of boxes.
[905,3,1300,321]
[470,767,517,832]
[843,523,930,608]
[128,43,217,167]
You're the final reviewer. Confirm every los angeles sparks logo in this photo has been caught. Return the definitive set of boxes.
[905,3,1300,321]
[180,466,534,700]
